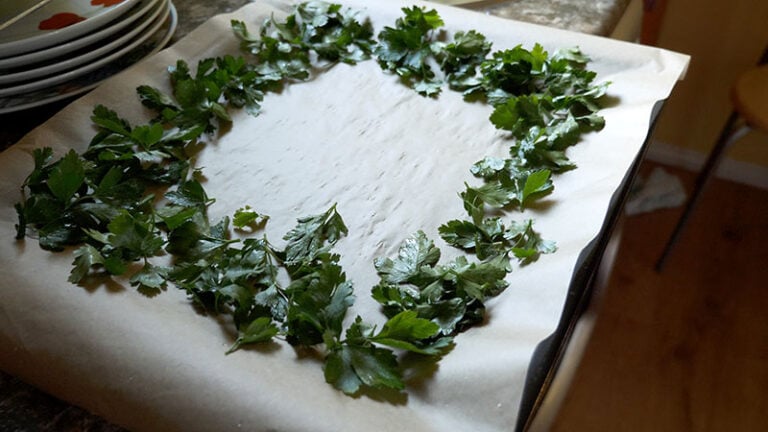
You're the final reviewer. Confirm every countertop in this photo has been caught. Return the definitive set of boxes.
[0,0,632,430]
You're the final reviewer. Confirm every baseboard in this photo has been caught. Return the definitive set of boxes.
[645,141,768,190]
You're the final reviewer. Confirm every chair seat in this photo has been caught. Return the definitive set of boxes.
[732,64,768,132]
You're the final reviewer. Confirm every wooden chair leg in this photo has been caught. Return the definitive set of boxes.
[655,111,752,271]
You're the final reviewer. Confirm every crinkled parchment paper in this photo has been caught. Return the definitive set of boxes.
[0,1,688,430]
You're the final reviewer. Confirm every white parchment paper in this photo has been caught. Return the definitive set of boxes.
[0,1,689,431]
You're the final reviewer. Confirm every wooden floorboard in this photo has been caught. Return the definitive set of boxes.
[550,161,768,431]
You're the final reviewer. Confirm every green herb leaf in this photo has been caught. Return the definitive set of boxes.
[324,317,404,394]
[91,105,132,136]
[439,30,492,92]
[520,169,553,206]
[282,204,347,268]
[374,230,440,285]
[47,150,86,203]
[506,219,557,263]
[370,310,449,355]
[227,317,280,354]
[106,210,165,260]
[284,253,354,345]
[233,205,269,230]
[375,6,445,96]
[69,244,105,283]
[129,263,169,292]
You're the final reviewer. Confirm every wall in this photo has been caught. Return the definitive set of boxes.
[647,0,768,170]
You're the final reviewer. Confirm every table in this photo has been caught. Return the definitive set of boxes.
[1,2,672,430]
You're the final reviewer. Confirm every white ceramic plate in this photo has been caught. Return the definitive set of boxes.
[0,0,166,86]
[0,0,160,70]
[0,0,141,57]
[0,0,171,98]
[0,1,176,114]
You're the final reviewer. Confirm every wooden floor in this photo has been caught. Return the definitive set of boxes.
[550,161,768,431]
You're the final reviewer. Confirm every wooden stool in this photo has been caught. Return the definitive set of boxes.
[656,65,768,271]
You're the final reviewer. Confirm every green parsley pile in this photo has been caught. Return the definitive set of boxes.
[13,2,607,396]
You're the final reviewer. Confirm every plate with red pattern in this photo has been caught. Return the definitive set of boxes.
[0,1,176,114]
[0,0,166,86]
[0,0,159,70]
[0,0,140,57]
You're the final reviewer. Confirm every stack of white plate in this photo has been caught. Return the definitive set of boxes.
[0,0,178,114]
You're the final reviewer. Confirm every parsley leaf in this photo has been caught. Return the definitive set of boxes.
[324,320,403,394]
[170,233,279,323]
[369,310,452,355]
[293,1,375,64]
[282,203,348,270]
[375,6,445,96]
[323,310,450,395]
[173,204,351,354]
[506,219,557,263]
[373,231,511,337]
[69,244,105,284]
[439,217,555,264]
[233,1,374,84]
[438,30,492,93]
[47,150,86,203]
[374,230,440,285]
[284,253,354,346]
[227,317,280,354]
[104,210,165,260]
[458,169,553,224]
[232,205,269,230]
[129,263,170,293]
[473,44,548,102]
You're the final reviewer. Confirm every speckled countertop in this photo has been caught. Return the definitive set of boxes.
[477,0,631,36]
[169,0,633,39]
[0,0,630,430]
